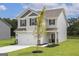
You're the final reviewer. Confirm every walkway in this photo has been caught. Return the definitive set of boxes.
[0,45,33,54]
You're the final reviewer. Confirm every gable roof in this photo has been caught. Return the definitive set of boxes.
[16,8,65,19]
[16,8,38,18]
[0,20,12,28]
[20,10,31,18]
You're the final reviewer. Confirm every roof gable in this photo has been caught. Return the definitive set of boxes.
[0,20,12,28]
[29,12,38,16]
[20,10,31,18]
[16,8,38,18]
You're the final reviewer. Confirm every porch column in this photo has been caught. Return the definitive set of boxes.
[55,32,58,44]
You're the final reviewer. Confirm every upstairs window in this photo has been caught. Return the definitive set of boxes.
[30,18,37,26]
[49,19,55,25]
[20,20,26,26]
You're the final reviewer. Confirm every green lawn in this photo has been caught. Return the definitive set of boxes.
[0,37,16,47]
[8,36,79,56]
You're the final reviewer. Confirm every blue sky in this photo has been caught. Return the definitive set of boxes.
[0,3,79,19]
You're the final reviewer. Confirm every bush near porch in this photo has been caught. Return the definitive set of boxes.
[8,36,79,56]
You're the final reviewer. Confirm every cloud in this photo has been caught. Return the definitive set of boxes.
[21,3,60,10]
[0,5,7,11]
[21,3,79,18]
[65,4,79,17]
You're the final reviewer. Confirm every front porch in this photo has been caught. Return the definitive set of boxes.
[37,30,59,45]
[46,31,58,44]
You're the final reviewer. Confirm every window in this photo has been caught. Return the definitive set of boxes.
[30,18,37,26]
[20,20,26,26]
[49,19,55,25]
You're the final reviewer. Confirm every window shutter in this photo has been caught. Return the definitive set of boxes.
[30,18,31,26]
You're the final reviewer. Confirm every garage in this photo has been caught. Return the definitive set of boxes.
[17,32,37,45]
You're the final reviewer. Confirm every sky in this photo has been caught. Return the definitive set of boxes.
[0,3,79,19]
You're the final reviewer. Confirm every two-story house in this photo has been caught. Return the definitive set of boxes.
[15,8,67,45]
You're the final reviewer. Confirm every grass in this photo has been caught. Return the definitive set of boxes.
[8,36,79,56]
[0,37,16,47]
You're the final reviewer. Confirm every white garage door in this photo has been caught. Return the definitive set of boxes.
[17,32,37,45]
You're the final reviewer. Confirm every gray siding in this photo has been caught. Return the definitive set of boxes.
[0,20,10,39]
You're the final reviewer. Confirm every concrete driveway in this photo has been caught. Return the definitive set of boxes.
[0,45,33,54]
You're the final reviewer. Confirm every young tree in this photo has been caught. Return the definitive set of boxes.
[32,7,46,53]
[36,7,46,45]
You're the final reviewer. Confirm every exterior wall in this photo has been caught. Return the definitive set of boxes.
[17,17,57,45]
[0,20,10,39]
[17,17,36,32]
[17,11,37,29]
[16,12,38,45]
[16,32,48,45]
[17,13,57,30]
[26,16,37,32]
[39,34,48,44]
[57,12,67,43]
[16,32,37,45]
[45,17,57,28]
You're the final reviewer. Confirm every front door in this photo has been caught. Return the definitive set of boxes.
[51,33,55,43]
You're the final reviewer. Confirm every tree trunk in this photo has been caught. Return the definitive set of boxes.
[36,33,40,50]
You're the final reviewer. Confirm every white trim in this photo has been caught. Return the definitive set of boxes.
[16,8,39,18]
[15,30,58,33]
[24,11,38,18]
[48,30,57,32]
[16,8,31,18]
[45,17,57,19]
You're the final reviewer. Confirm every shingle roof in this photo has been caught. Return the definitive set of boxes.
[37,8,64,18]
[16,8,65,18]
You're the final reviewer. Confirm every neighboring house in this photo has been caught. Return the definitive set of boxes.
[0,20,11,39]
[15,8,67,45]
